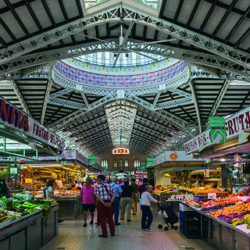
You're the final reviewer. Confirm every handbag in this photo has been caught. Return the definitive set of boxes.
[100,183,113,202]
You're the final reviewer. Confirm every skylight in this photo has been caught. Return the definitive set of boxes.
[76,51,167,67]
[83,0,159,9]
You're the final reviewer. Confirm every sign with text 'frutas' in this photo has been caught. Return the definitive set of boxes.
[184,106,250,153]
[209,117,226,143]
[0,98,65,150]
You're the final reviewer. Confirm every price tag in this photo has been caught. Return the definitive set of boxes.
[173,189,178,193]
[208,193,217,199]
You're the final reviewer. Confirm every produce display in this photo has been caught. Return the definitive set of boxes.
[32,189,80,199]
[182,187,228,196]
[0,197,54,225]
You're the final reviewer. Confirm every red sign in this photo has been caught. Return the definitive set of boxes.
[112,148,129,154]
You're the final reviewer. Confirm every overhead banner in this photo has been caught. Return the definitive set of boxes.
[0,98,65,150]
[209,117,226,143]
[184,106,250,153]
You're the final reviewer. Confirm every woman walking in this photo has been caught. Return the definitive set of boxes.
[140,185,161,231]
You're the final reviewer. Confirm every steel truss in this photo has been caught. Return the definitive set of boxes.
[11,80,31,115]
[0,2,249,79]
[41,80,53,125]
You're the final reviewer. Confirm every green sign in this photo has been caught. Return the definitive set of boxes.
[209,117,226,143]
[141,162,146,170]
[88,156,96,165]
[110,172,115,176]
[102,166,107,171]
[137,167,142,172]
[61,160,67,165]
[127,171,131,176]
[146,158,154,167]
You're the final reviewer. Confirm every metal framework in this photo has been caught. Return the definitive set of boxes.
[189,79,202,133]
[11,80,31,115]
[41,80,53,125]
[0,3,249,79]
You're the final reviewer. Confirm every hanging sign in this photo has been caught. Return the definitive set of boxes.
[146,158,154,167]
[137,167,142,172]
[141,162,146,170]
[204,169,210,178]
[110,172,115,176]
[209,117,226,143]
[102,166,108,171]
[88,156,96,165]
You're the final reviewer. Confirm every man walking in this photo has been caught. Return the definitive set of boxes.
[120,179,134,222]
[130,178,139,215]
[80,178,95,227]
[94,175,115,237]
[111,178,123,225]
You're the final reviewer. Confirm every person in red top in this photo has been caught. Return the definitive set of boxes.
[80,178,95,227]
[94,175,115,238]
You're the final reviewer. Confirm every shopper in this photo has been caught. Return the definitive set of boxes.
[94,175,115,237]
[110,178,123,225]
[131,178,139,215]
[120,179,134,222]
[140,185,161,231]
[80,178,95,227]
[138,178,148,200]
[45,179,55,200]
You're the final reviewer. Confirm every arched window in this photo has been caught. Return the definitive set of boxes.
[102,160,108,169]
[124,160,129,168]
[114,160,117,168]
[119,160,123,167]
[134,160,140,168]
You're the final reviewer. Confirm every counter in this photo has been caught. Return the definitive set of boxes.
[0,204,58,250]
[56,196,82,220]
[180,202,250,250]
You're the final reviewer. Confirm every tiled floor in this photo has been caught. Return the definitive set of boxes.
[41,207,216,250]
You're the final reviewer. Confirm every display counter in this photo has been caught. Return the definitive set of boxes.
[180,202,250,250]
[0,204,58,250]
[56,196,81,220]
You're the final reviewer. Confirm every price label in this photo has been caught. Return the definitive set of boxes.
[208,193,217,199]
[173,189,179,193]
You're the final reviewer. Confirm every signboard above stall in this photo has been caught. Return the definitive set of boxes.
[0,98,65,151]
[184,106,250,154]
[154,151,204,166]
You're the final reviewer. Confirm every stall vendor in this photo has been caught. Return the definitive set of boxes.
[55,175,64,189]
[193,175,202,187]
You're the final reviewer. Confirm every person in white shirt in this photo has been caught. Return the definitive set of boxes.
[140,185,161,231]
[45,179,55,200]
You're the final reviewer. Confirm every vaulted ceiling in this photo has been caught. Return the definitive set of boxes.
[0,0,249,156]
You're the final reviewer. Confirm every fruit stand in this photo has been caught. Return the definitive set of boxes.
[0,198,58,250]
[180,195,250,250]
